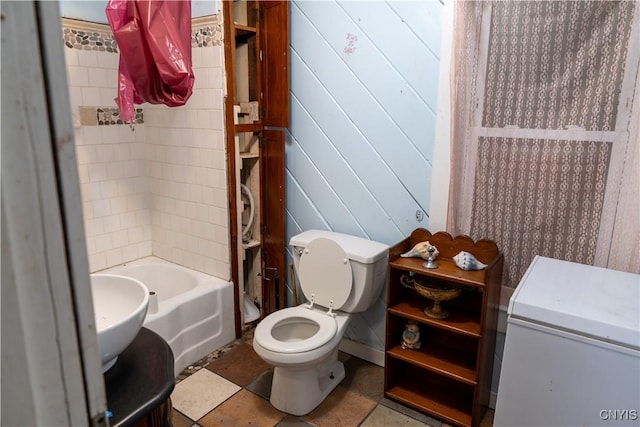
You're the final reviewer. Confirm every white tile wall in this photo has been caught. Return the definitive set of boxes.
[146,43,230,280]
[66,19,230,280]
[76,136,151,271]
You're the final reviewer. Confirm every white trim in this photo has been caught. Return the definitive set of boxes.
[339,338,385,367]
[428,0,454,231]
[1,2,106,425]
[490,391,498,409]
[595,4,640,267]
[39,2,108,422]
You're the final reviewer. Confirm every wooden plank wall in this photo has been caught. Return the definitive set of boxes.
[286,0,444,351]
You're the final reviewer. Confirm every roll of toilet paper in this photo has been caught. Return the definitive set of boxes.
[148,291,159,314]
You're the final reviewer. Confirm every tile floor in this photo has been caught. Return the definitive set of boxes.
[170,329,494,427]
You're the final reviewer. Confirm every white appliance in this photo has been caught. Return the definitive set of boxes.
[495,256,640,427]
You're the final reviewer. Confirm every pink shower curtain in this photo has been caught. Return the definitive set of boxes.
[106,0,194,122]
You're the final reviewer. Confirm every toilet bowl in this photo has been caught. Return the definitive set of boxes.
[253,230,388,416]
[253,305,351,415]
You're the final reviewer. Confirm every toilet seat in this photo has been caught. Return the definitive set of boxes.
[298,238,352,311]
[255,306,337,354]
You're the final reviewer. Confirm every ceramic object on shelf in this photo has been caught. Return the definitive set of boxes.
[401,320,421,349]
[453,251,488,271]
[400,241,439,260]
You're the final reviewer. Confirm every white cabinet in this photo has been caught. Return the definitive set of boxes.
[495,256,640,427]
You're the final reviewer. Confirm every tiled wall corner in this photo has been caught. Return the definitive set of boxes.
[146,18,230,280]
[65,16,229,278]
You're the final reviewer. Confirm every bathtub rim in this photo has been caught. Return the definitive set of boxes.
[101,256,232,323]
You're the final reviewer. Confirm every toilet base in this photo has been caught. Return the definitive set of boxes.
[269,349,345,416]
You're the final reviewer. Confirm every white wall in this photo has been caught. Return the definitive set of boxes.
[286,0,444,350]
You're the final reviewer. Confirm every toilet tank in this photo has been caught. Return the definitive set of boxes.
[290,230,389,313]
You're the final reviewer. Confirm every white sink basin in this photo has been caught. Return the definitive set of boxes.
[91,274,149,372]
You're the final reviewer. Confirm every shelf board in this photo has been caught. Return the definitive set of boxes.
[235,123,262,133]
[242,239,261,250]
[240,152,259,159]
[385,384,473,427]
[234,24,256,44]
[388,301,481,338]
[387,345,477,385]
[389,257,487,287]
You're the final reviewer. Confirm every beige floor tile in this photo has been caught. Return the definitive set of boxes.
[171,368,241,421]
[341,356,385,402]
[379,398,442,426]
[302,386,377,426]
[360,405,433,427]
[198,389,286,427]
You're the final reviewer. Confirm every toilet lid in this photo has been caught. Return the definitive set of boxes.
[298,238,352,310]
[254,306,338,353]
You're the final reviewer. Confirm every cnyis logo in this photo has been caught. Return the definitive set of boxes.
[599,409,639,421]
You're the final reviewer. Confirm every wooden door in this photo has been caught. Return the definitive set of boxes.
[260,130,286,314]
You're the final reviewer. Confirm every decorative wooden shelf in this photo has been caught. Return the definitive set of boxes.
[384,228,503,427]
[388,301,481,337]
[387,345,477,385]
[389,257,488,288]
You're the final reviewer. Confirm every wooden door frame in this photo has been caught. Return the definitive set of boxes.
[223,0,243,338]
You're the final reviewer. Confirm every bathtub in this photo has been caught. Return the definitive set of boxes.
[103,256,235,377]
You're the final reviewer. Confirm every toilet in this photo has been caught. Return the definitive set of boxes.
[253,230,388,416]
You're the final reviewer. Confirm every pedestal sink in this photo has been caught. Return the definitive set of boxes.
[91,274,149,372]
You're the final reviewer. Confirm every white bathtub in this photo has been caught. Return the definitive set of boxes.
[103,256,235,376]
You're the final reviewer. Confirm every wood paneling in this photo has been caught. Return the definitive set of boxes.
[289,2,435,213]
[285,0,444,351]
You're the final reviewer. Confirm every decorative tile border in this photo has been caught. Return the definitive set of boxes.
[62,15,223,52]
[63,15,222,127]
[61,18,118,52]
[79,106,144,126]
[98,107,144,125]
[192,14,223,47]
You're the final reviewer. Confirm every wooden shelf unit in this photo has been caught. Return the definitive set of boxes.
[224,0,290,336]
[384,229,503,427]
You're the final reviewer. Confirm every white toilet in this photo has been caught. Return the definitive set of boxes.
[253,230,388,416]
